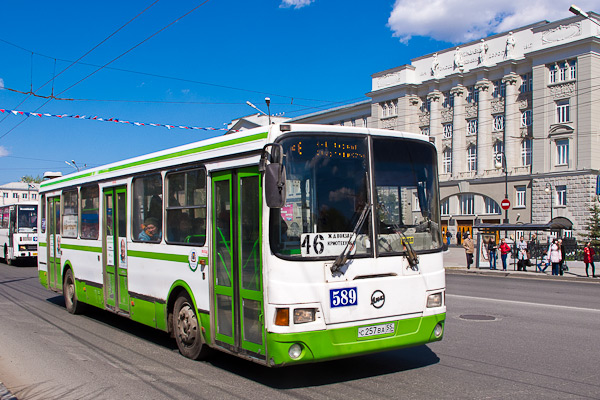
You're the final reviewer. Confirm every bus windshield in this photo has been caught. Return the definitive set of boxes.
[17,205,38,232]
[270,134,441,259]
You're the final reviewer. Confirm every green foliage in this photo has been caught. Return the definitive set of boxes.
[20,175,42,184]
[583,202,600,246]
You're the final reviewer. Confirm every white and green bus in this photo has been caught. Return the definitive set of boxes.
[0,202,38,265]
[38,123,445,366]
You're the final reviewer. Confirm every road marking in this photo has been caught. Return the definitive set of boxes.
[447,293,600,313]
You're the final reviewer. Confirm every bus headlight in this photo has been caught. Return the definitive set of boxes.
[293,308,316,324]
[288,343,302,359]
[427,293,443,308]
[19,245,26,251]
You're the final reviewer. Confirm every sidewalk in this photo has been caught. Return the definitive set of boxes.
[444,245,600,282]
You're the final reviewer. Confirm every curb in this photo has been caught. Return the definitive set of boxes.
[0,382,16,400]
[445,267,600,283]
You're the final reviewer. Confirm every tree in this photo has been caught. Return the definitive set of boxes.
[583,203,600,245]
[20,175,42,184]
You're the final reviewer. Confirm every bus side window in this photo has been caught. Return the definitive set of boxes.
[165,168,207,245]
[132,173,163,243]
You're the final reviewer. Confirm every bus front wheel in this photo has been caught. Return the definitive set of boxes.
[173,293,209,360]
[63,269,85,314]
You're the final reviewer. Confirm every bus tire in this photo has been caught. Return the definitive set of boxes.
[173,293,209,360]
[5,246,12,266]
[63,269,85,314]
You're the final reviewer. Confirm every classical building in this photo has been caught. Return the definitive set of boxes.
[0,182,40,205]
[291,12,600,240]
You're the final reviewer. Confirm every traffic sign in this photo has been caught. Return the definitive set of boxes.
[501,199,510,210]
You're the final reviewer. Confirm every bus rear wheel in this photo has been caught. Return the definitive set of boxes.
[63,269,85,314]
[173,293,209,360]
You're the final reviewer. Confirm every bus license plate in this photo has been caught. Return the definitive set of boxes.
[358,323,395,338]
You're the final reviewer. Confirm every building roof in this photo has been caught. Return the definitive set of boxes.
[0,182,40,191]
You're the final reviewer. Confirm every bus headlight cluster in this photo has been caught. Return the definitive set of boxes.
[288,343,302,359]
[19,245,27,251]
[293,308,316,324]
[426,293,443,308]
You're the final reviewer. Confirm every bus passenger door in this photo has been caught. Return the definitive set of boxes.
[103,186,130,314]
[212,168,264,358]
[47,197,61,291]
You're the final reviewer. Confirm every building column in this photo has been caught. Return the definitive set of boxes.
[475,79,492,175]
[450,85,466,176]
[503,73,520,174]
[428,90,443,172]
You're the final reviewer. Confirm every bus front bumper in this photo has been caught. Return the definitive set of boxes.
[265,313,445,367]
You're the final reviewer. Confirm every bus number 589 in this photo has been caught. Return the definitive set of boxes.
[330,287,357,308]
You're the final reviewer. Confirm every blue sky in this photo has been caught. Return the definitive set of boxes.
[0,0,593,183]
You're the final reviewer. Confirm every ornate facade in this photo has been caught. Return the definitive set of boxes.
[290,12,600,239]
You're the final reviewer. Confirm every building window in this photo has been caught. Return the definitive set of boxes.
[420,97,431,113]
[443,123,453,139]
[492,80,505,98]
[351,119,356,127]
[516,186,526,207]
[362,117,368,127]
[441,199,450,216]
[549,64,557,83]
[556,139,569,166]
[467,119,478,136]
[559,62,568,81]
[493,141,504,164]
[466,86,479,103]
[340,121,344,126]
[460,194,474,215]
[467,145,477,172]
[2,193,6,198]
[421,127,430,136]
[485,197,501,214]
[569,60,577,80]
[443,148,452,174]
[493,115,504,131]
[521,139,532,166]
[13,193,18,199]
[556,99,570,123]
[442,91,454,108]
[381,100,398,117]
[556,185,567,206]
[22,193,27,199]
[521,109,532,127]
[32,194,37,200]
[520,74,533,92]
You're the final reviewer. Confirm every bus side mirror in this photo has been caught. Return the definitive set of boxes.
[260,143,287,208]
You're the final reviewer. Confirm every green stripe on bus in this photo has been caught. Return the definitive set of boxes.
[61,244,102,253]
[127,250,190,263]
[39,242,47,247]
[40,132,268,188]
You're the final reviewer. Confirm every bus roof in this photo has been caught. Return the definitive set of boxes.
[40,124,430,192]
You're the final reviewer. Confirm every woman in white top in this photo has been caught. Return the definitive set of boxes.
[549,239,562,276]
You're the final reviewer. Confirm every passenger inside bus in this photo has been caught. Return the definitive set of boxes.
[139,217,162,242]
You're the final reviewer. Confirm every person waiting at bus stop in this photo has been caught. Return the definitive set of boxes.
[499,238,511,271]
[139,217,162,242]
[549,239,562,276]
[584,242,596,278]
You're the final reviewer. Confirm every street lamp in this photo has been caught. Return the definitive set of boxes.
[494,152,509,224]
[65,160,86,172]
[246,97,272,125]
[569,4,600,27]
[545,183,553,222]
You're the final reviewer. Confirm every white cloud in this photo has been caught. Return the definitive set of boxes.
[388,0,599,44]
[0,146,9,157]
[280,0,314,9]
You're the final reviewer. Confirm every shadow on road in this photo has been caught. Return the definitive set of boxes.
[206,345,440,388]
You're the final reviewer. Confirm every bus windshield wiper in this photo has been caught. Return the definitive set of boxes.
[331,203,371,274]
[378,202,419,271]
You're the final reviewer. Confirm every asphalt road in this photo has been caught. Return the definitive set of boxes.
[1,263,599,399]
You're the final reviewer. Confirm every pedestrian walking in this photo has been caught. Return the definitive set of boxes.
[488,237,497,270]
[446,230,452,246]
[499,238,511,271]
[463,233,474,269]
[456,231,462,245]
[549,239,562,276]
[583,242,596,278]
